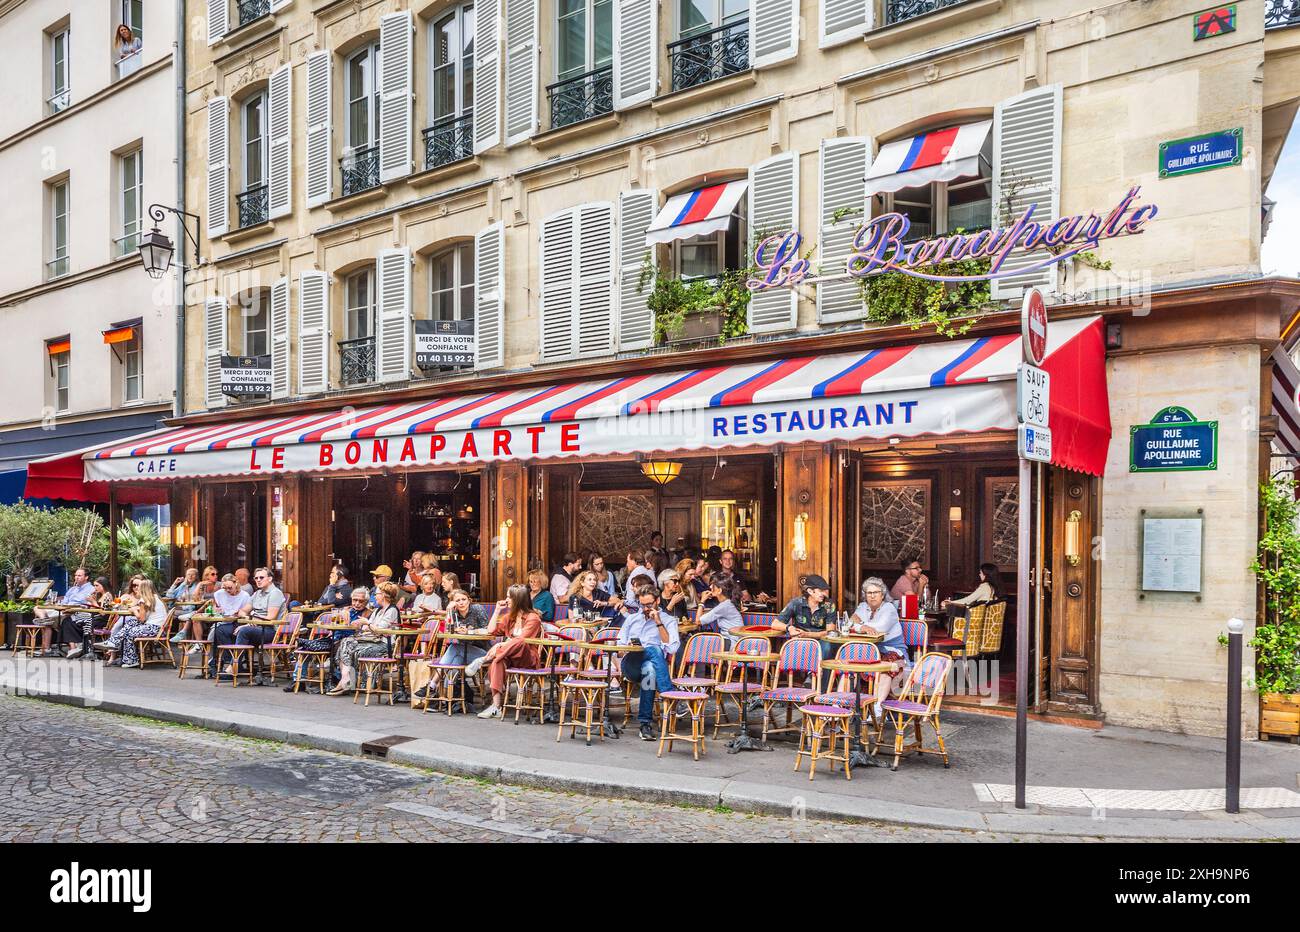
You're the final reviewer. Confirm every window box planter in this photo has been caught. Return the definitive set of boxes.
[662,306,724,344]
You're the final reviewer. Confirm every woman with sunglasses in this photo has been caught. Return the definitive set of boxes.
[327,582,400,695]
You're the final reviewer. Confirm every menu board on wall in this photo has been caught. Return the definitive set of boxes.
[1141,516,1203,593]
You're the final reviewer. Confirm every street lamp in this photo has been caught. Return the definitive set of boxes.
[136,204,201,279]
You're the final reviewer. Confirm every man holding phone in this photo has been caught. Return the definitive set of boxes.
[617,585,680,741]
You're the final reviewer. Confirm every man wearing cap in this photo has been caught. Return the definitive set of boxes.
[772,574,839,689]
[369,565,394,607]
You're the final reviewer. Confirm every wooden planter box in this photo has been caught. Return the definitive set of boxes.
[1260,692,1300,742]
[663,307,724,344]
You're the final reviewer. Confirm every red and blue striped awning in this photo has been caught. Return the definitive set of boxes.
[646,180,748,245]
[866,120,992,196]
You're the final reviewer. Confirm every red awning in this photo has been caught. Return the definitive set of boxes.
[24,438,170,505]
[1042,316,1111,476]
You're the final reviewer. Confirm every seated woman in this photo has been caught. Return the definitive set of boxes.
[410,572,444,615]
[429,589,490,667]
[566,570,613,619]
[100,581,168,668]
[288,587,369,691]
[942,562,1002,618]
[697,576,744,640]
[472,585,543,720]
[527,569,555,624]
[674,559,699,610]
[851,576,911,715]
[658,569,690,623]
[205,574,253,677]
[327,582,401,695]
[318,564,353,608]
[165,567,202,602]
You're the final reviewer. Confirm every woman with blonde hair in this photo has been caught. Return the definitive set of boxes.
[101,579,168,666]
[527,568,555,623]
[565,570,612,618]
[674,558,699,609]
[327,581,400,695]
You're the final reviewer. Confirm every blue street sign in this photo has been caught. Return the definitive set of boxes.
[1130,406,1218,472]
[1159,129,1242,178]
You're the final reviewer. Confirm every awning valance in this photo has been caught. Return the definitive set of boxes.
[645,180,747,245]
[1271,345,1300,456]
[46,338,70,356]
[23,316,1110,494]
[102,324,138,345]
[865,120,992,196]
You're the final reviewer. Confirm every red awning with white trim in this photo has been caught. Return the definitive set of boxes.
[865,121,992,196]
[23,316,1111,498]
[1271,345,1300,456]
[645,181,747,245]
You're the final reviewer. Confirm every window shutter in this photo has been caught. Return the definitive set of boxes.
[617,189,657,350]
[379,11,414,183]
[270,277,290,399]
[577,203,616,358]
[817,137,868,323]
[752,0,799,69]
[991,84,1062,301]
[613,0,657,110]
[820,0,870,48]
[475,223,505,370]
[305,51,333,207]
[474,0,503,153]
[268,64,292,218]
[204,297,228,409]
[207,0,229,45]
[206,97,229,237]
[504,0,538,144]
[539,210,576,362]
[298,271,330,394]
[376,249,412,383]
[748,151,799,333]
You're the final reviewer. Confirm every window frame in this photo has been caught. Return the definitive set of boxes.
[429,242,476,323]
[429,3,475,126]
[48,179,69,280]
[242,91,268,192]
[345,267,376,341]
[344,43,382,154]
[122,330,143,403]
[677,0,748,39]
[49,27,70,112]
[556,0,613,82]
[118,147,143,256]
[242,291,270,357]
[51,349,70,412]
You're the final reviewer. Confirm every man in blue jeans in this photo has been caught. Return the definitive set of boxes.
[618,584,680,741]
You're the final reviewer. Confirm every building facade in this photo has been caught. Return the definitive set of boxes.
[27,0,1300,737]
[0,0,178,507]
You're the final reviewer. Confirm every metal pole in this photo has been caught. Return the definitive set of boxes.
[1225,617,1244,813]
[173,0,187,419]
[1015,456,1031,808]
[1033,460,1045,710]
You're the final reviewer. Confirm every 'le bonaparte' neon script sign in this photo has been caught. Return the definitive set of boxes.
[747,186,1158,289]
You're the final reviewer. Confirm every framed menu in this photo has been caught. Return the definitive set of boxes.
[1140,515,1204,594]
[20,579,53,600]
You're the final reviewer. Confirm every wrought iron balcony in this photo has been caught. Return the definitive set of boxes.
[238,0,271,26]
[338,336,376,386]
[423,114,474,170]
[884,0,970,26]
[340,145,381,196]
[237,184,269,228]
[668,20,749,93]
[1267,0,1300,29]
[547,66,614,130]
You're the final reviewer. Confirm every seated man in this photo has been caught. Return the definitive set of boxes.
[618,584,680,742]
[227,567,286,676]
[207,573,253,677]
[890,557,929,607]
[33,568,95,657]
[771,574,839,690]
[623,550,657,603]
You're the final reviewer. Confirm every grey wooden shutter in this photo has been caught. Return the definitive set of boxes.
[504,0,538,144]
[379,11,414,183]
[270,277,290,399]
[305,51,333,207]
[207,0,229,45]
[991,84,1062,300]
[613,0,656,110]
[298,270,330,394]
[748,151,799,334]
[204,297,228,409]
[820,0,870,48]
[752,0,799,69]
[617,189,657,350]
[376,248,412,383]
[474,224,505,369]
[267,64,292,218]
[577,203,616,357]
[474,0,502,152]
[206,97,229,237]
[817,137,868,323]
[539,210,576,362]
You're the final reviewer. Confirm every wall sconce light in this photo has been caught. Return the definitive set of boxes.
[498,518,514,560]
[283,519,298,551]
[791,512,809,562]
[172,521,192,549]
[949,506,963,523]
[1065,509,1082,566]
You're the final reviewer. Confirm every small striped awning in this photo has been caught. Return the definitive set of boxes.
[865,121,992,196]
[645,180,748,245]
[46,338,70,356]
[1271,345,1300,456]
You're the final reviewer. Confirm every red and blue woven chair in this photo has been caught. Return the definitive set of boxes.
[712,636,774,739]
[672,632,724,690]
[814,641,882,743]
[759,636,823,740]
[875,651,954,771]
[900,620,928,663]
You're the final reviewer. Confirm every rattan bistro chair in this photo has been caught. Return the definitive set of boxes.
[132,610,178,669]
[259,612,303,682]
[759,637,822,740]
[711,636,774,739]
[875,651,954,771]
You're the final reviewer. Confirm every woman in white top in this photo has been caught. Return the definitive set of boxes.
[851,577,910,713]
[942,562,1002,614]
[410,572,444,615]
[698,577,745,641]
[101,580,167,667]
[329,582,400,695]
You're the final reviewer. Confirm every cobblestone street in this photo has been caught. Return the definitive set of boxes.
[0,695,1117,842]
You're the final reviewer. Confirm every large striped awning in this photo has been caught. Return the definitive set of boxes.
[1271,345,1300,456]
[24,316,1110,499]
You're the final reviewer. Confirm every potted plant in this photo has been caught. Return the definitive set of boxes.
[1250,477,1300,740]
[641,256,751,346]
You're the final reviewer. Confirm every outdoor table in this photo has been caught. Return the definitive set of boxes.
[576,640,639,738]
[371,627,424,701]
[523,636,573,723]
[826,631,884,645]
[731,625,781,638]
[821,658,895,769]
[714,648,779,753]
[296,603,337,617]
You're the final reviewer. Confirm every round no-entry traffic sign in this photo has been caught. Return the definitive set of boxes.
[1021,287,1048,365]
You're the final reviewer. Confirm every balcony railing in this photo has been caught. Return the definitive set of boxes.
[423,114,474,170]
[116,49,142,81]
[340,145,380,196]
[547,66,614,130]
[338,336,376,385]
[114,230,141,258]
[237,185,269,228]
[884,0,970,26]
[668,20,749,93]
[46,255,69,280]
[238,0,271,26]
[47,89,70,114]
[1267,0,1300,29]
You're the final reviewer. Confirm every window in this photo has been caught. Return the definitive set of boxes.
[679,0,748,38]
[670,0,749,91]
[430,243,475,322]
[672,197,745,280]
[875,135,993,238]
[47,343,70,412]
[550,0,613,128]
[342,43,382,194]
[47,180,69,279]
[345,268,375,340]
[49,27,70,113]
[116,1,143,79]
[242,291,270,356]
[238,93,269,226]
[426,3,475,168]
[117,148,143,256]
[122,330,143,403]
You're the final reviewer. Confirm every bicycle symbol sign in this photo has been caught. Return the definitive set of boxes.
[1017,364,1050,429]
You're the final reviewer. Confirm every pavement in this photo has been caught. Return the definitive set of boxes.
[2,655,1298,840]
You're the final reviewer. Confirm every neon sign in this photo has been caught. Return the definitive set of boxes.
[747,186,1157,289]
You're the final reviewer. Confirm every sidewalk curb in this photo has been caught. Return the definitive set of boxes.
[19,686,1300,840]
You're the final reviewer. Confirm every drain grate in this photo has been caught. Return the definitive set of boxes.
[361,734,419,758]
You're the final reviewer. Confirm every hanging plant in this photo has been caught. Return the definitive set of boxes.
[857,247,994,338]
[639,253,752,345]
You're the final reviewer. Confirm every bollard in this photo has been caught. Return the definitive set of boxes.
[1225,618,1244,814]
